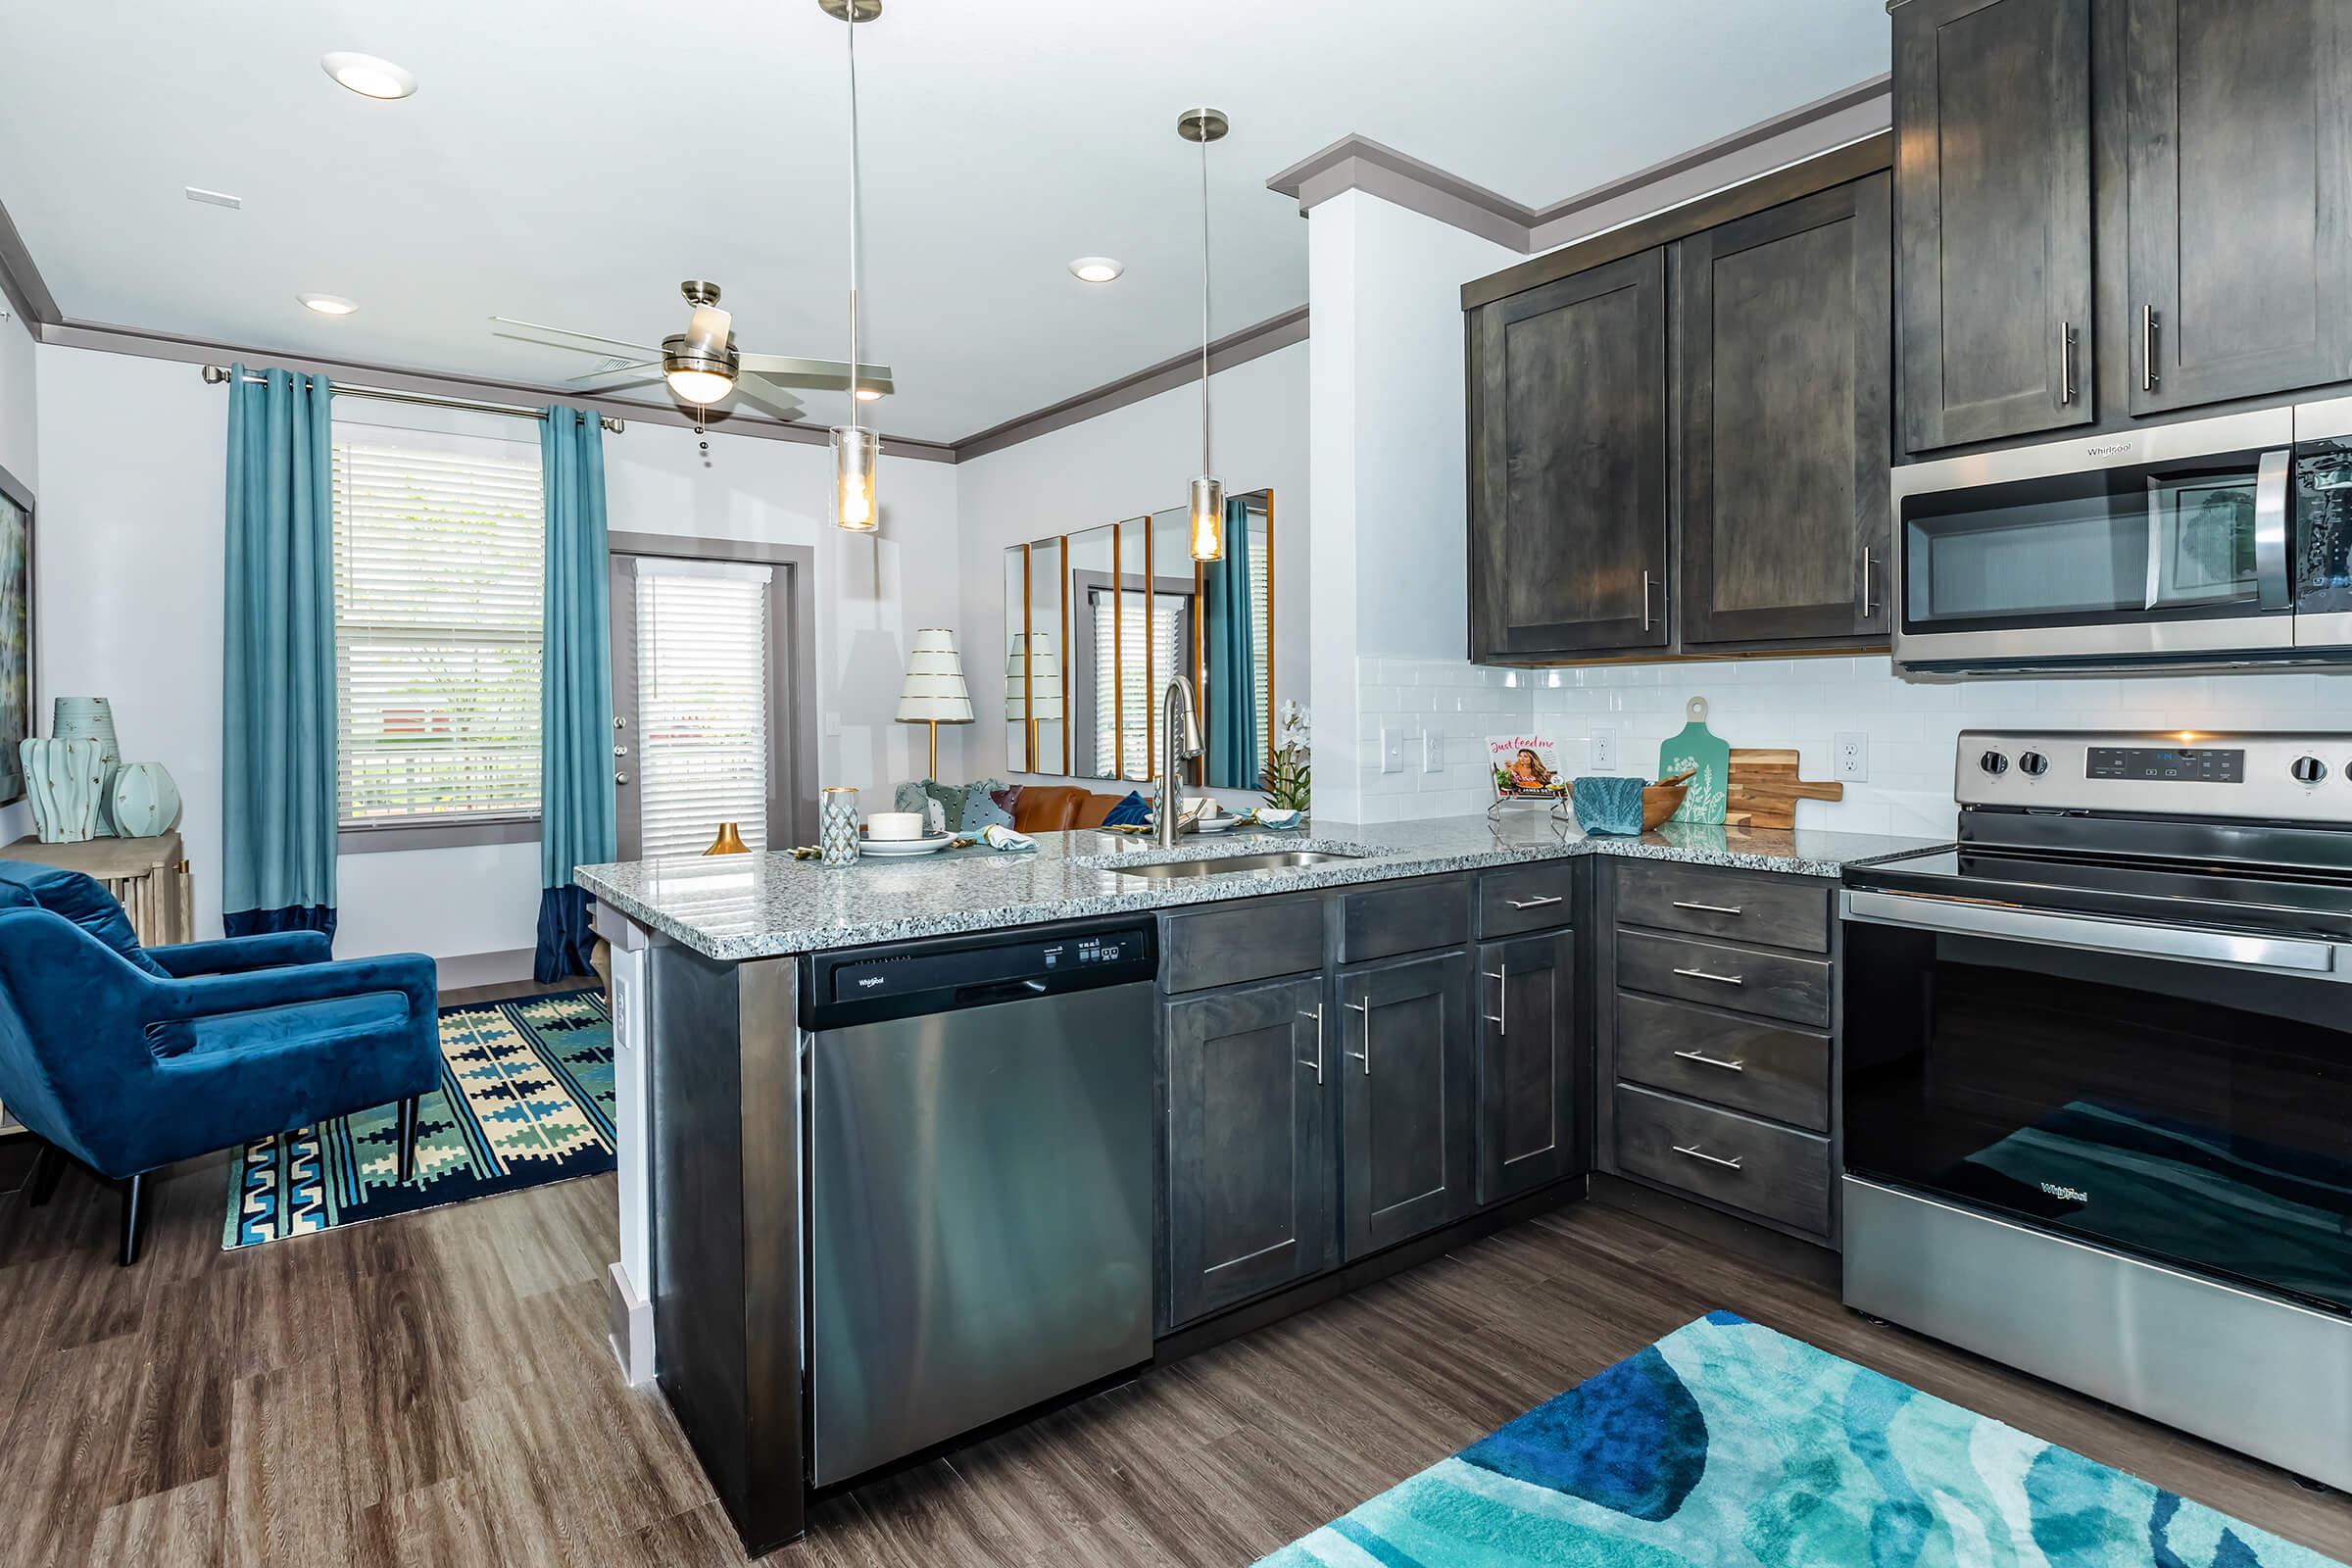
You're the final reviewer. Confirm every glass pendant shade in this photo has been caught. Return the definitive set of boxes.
[831,425,879,531]
[1190,475,1225,562]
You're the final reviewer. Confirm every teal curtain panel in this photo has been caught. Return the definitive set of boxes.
[1203,495,1257,789]
[535,407,615,981]
[221,364,339,939]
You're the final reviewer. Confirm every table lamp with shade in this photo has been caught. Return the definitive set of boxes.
[897,628,974,779]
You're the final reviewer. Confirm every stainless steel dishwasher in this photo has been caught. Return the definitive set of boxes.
[802,917,1157,1487]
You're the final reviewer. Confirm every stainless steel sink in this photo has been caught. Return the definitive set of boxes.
[1109,850,1364,880]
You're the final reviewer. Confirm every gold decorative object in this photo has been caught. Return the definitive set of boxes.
[704,820,750,856]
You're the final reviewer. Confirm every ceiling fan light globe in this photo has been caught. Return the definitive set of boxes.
[665,368,734,405]
[854,386,885,402]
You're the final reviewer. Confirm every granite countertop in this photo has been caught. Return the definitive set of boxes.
[575,813,1945,963]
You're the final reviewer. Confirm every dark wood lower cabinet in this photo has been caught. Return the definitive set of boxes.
[1474,930,1582,1204]
[1339,951,1477,1258]
[1164,975,1339,1326]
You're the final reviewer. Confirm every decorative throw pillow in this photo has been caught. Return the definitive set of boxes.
[894,780,932,815]
[0,862,188,1054]
[1101,791,1152,827]
[920,779,965,832]
[989,785,1023,816]
[961,791,1014,835]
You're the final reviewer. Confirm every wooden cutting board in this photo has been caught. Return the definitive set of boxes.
[1724,748,1842,830]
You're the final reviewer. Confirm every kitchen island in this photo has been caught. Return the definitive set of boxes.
[575,812,1938,1553]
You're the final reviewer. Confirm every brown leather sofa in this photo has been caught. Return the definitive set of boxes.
[1008,786,1130,833]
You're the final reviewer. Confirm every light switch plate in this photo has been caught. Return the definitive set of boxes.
[1835,732,1869,782]
[1422,729,1444,774]
[1380,726,1406,774]
[1591,725,1619,772]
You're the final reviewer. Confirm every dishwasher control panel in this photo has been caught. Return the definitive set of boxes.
[806,919,1158,1029]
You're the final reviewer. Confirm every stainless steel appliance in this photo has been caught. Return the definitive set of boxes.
[1841,730,2352,1486]
[1890,398,2352,671]
[803,918,1156,1487]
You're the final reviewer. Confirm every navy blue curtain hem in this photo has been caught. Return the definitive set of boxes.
[223,906,337,943]
[534,887,598,983]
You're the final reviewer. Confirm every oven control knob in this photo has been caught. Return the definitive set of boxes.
[1979,750,2009,776]
[2018,751,2050,777]
[2292,755,2328,784]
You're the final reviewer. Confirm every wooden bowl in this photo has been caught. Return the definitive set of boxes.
[1642,769,1697,831]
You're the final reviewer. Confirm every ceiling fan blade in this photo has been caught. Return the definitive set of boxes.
[577,373,670,395]
[564,360,661,384]
[729,379,808,421]
[489,316,661,358]
[736,354,895,397]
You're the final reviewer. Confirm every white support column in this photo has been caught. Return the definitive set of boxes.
[600,906,658,1386]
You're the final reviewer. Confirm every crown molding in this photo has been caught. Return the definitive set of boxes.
[0,196,61,328]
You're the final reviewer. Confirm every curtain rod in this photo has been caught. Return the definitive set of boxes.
[199,364,625,433]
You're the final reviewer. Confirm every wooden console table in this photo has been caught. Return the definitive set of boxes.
[0,830,192,946]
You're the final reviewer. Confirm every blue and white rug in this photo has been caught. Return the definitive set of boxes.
[1259,1311,2340,1566]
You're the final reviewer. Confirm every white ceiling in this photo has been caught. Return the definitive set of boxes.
[0,1,1888,444]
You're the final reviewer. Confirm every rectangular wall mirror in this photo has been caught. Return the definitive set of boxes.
[1004,490,1273,789]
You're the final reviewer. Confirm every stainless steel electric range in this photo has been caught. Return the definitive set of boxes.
[1841,729,2352,1489]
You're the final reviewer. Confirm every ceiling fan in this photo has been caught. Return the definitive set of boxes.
[491,280,894,422]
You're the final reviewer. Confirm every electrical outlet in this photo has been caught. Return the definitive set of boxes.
[1835,732,1869,783]
[1591,725,1619,772]
[1422,729,1445,774]
[1380,726,1406,774]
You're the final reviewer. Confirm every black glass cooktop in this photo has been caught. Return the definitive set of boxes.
[1848,845,2352,942]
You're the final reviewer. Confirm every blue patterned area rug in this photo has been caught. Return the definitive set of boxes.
[221,989,614,1250]
[1259,1311,2341,1567]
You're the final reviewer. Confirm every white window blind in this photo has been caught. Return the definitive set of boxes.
[331,438,544,825]
[635,559,772,858]
[1092,588,1187,778]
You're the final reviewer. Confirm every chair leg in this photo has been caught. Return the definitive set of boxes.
[119,1172,148,1267]
[396,1095,419,1185]
[24,1141,66,1206]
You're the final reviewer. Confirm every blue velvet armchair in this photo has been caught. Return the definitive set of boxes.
[0,862,440,1264]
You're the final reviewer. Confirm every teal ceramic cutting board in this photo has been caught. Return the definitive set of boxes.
[1658,696,1729,824]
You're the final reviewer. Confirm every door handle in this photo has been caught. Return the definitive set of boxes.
[1670,900,1742,917]
[2059,319,2078,406]
[1641,569,1663,632]
[1859,548,1879,621]
[1671,966,1744,987]
[2255,449,2291,611]
[1298,1005,1324,1085]
[1840,888,2339,977]
[2140,306,2159,391]
[1673,1144,1745,1171]
[1344,999,1370,1074]
[614,771,630,786]
[1484,965,1507,1034]
[1673,1049,1746,1073]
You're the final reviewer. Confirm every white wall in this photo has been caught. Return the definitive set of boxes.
[954,339,1310,809]
[31,344,960,970]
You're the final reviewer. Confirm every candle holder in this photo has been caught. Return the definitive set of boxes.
[819,787,860,867]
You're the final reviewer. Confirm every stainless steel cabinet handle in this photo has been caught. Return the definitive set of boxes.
[1298,1005,1324,1085]
[1507,895,1563,911]
[1859,548,1879,620]
[1670,900,1742,917]
[1484,965,1507,1034]
[1344,999,1370,1074]
[1672,966,1744,986]
[1673,1049,1746,1072]
[2140,306,2159,390]
[2059,319,2077,405]
[1673,1144,1745,1171]
[1641,569,1663,632]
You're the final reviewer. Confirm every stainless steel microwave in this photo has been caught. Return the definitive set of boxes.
[1890,399,2352,672]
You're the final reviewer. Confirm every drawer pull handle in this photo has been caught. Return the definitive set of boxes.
[1673,1144,1745,1172]
[1671,966,1744,987]
[1298,1005,1324,1085]
[1345,999,1371,1075]
[1484,965,1507,1034]
[1673,1049,1746,1072]
[1670,900,1742,917]
[1507,895,1563,910]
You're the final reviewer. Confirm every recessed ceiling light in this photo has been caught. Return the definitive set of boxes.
[298,293,360,317]
[1068,257,1124,284]
[321,51,417,101]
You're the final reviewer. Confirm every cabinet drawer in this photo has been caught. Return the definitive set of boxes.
[1615,993,1829,1132]
[1613,860,1830,953]
[1477,862,1577,938]
[1340,877,1471,964]
[1613,1084,1831,1235]
[1164,897,1327,995]
[1615,931,1831,1028]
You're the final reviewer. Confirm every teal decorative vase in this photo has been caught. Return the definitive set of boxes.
[51,697,122,837]
[20,737,107,844]
[111,761,182,839]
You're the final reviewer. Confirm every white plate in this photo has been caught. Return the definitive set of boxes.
[1193,815,1243,834]
[858,833,955,856]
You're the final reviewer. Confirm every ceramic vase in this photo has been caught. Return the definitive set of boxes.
[110,761,182,839]
[51,697,122,837]
[20,737,107,845]
[819,787,860,867]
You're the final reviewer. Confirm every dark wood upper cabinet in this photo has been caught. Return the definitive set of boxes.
[1339,952,1476,1258]
[1894,0,2094,452]
[1678,174,1893,649]
[1468,249,1669,661]
[2124,0,2352,414]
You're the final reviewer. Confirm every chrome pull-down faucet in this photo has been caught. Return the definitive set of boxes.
[1156,676,1202,847]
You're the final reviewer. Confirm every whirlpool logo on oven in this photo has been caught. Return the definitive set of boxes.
[2040,1180,2091,1204]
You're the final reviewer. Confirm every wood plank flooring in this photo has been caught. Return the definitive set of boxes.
[6,1118,2352,1563]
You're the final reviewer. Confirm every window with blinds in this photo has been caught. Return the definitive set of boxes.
[331,438,544,825]
[1250,517,1272,773]
[634,559,772,858]
[1092,589,1188,777]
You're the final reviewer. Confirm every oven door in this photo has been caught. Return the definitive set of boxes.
[1891,408,2294,669]
[1840,888,2352,1315]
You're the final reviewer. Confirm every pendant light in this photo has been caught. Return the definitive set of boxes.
[1180,107,1229,563]
[822,0,881,531]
